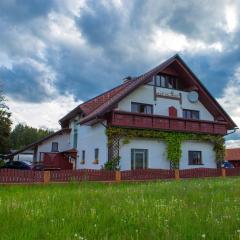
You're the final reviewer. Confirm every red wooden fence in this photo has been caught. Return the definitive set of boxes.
[225,168,240,177]
[121,169,175,180]
[50,169,115,182]
[179,168,222,178]
[0,168,240,184]
[0,169,43,183]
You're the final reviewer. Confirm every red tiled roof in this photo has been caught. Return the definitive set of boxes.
[59,80,132,127]
[80,80,132,115]
[225,148,240,161]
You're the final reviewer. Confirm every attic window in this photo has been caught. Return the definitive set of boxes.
[148,74,178,89]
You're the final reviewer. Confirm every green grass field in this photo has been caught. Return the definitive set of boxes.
[0,178,240,240]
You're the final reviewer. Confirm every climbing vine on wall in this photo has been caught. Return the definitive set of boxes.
[106,127,225,169]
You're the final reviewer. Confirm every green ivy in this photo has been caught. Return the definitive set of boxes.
[106,127,225,169]
[103,156,121,171]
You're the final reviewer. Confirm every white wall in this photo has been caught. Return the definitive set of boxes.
[119,138,216,170]
[117,85,214,121]
[180,140,216,169]
[77,123,108,169]
[119,138,169,170]
[36,132,71,161]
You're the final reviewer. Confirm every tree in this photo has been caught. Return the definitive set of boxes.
[10,124,53,150]
[0,88,12,153]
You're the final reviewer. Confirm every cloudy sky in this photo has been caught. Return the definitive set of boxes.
[0,0,240,145]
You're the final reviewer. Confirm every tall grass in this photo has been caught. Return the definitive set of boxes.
[0,178,240,239]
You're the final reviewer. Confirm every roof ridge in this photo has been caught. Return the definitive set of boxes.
[79,80,131,108]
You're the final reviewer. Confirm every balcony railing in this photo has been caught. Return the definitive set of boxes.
[108,111,228,135]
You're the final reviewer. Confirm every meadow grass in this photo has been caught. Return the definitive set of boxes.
[0,178,240,240]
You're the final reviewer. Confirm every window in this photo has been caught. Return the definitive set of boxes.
[131,149,148,170]
[188,151,202,165]
[167,76,177,89]
[51,142,58,152]
[82,150,85,161]
[95,148,99,160]
[150,74,178,89]
[131,102,153,114]
[183,109,200,120]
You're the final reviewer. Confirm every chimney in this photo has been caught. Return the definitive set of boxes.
[123,76,132,83]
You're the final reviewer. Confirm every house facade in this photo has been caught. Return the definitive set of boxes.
[58,55,236,170]
[9,55,237,170]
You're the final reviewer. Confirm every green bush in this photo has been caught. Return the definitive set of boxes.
[0,159,5,167]
[103,156,120,170]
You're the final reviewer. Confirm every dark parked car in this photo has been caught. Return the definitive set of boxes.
[1,161,32,170]
[222,160,234,169]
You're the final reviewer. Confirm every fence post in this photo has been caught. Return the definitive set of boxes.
[221,168,226,177]
[175,169,180,180]
[44,171,50,184]
[115,171,121,182]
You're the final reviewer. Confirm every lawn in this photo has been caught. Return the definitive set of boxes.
[0,178,240,240]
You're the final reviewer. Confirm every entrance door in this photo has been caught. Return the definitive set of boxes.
[131,149,148,169]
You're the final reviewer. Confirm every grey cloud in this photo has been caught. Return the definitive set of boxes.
[0,0,55,23]
[0,0,240,107]
[0,63,52,102]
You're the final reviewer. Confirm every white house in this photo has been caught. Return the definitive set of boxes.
[10,55,237,170]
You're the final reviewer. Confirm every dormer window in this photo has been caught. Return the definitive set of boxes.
[131,102,153,114]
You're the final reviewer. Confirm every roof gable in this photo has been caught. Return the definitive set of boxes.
[78,55,236,129]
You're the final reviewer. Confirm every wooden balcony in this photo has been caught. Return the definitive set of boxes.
[108,111,228,135]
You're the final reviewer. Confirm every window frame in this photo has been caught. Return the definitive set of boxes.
[188,151,202,165]
[95,148,99,160]
[183,109,200,120]
[82,150,85,161]
[131,148,148,170]
[131,102,153,115]
[51,142,59,152]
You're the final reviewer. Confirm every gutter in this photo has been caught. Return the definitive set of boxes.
[226,127,239,136]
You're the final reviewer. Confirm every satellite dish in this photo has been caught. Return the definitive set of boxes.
[188,91,199,103]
